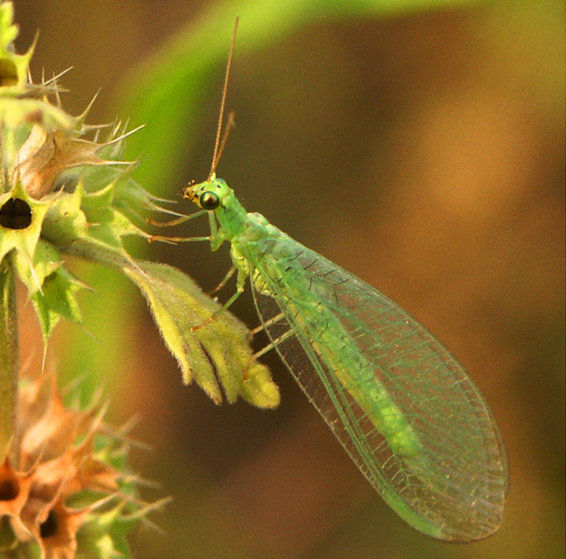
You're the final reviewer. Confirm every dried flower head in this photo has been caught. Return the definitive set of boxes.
[0,372,159,559]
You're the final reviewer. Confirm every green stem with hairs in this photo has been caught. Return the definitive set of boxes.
[0,261,17,462]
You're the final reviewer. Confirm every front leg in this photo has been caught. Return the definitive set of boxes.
[209,211,225,252]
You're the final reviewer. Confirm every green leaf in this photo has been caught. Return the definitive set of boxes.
[240,357,282,410]
[42,266,85,323]
[124,261,223,403]
[30,264,85,344]
[124,261,280,408]
[10,238,60,294]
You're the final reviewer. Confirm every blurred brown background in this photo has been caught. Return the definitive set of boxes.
[15,1,564,558]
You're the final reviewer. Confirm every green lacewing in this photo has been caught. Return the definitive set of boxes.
[183,20,507,541]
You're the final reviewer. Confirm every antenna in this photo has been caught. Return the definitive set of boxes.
[209,17,239,179]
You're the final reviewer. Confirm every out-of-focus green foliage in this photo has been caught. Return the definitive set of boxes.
[119,0,482,192]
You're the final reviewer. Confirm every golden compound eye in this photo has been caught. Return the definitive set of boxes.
[200,191,220,210]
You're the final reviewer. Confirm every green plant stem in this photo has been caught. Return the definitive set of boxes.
[0,261,17,462]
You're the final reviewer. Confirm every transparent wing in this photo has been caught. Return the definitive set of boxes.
[242,230,507,541]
